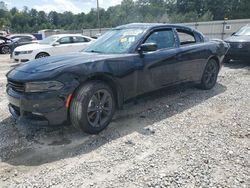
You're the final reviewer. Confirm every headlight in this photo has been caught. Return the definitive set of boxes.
[19,50,33,54]
[25,81,64,92]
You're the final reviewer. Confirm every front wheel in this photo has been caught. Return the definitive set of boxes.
[70,81,116,134]
[1,46,11,54]
[35,52,49,59]
[199,59,219,90]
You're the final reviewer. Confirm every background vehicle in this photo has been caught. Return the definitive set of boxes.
[10,37,38,55]
[224,24,250,62]
[0,35,37,54]
[12,34,95,63]
[0,36,13,54]
[7,34,37,41]
[6,23,229,134]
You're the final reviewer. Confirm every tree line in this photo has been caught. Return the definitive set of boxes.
[0,0,250,33]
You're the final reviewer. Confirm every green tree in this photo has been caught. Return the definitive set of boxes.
[0,0,249,33]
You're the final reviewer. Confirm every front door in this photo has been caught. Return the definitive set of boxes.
[138,29,180,93]
[51,36,74,55]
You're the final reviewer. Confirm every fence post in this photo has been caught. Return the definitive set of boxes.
[222,19,227,40]
[195,22,199,29]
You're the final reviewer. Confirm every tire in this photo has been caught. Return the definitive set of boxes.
[70,81,116,134]
[1,46,11,54]
[199,59,219,90]
[35,52,49,59]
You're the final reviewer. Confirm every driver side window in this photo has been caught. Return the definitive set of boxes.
[145,29,175,50]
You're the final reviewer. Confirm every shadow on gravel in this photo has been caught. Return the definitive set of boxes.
[0,83,227,166]
[224,60,250,70]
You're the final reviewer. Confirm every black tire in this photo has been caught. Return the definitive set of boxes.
[70,81,116,134]
[199,59,219,90]
[1,46,11,54]
[35,52,49,59]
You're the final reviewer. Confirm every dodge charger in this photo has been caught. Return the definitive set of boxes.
[6,23,229,134]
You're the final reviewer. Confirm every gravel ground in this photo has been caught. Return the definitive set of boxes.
[0,54,249,188]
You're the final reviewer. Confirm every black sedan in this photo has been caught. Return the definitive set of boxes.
[0,36,13,54]
[6,23,229,134]
[0,36,36,54]
[224,25,250,62]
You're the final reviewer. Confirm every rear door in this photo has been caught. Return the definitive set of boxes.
[174,28,208,81]
[72,36,92,51]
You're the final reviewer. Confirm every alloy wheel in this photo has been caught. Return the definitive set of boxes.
[203,61,218,86]
[87,89,113,128]
[2,46,11,54]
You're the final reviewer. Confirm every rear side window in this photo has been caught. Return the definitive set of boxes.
[73,36,90,43]
[177,29,196,46]
[19,37,32,42]
[58,37,73,44]
[145,29,175,50]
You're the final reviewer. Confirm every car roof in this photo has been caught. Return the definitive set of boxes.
[52,34,90,38]
[8,34,35,37]
[115,23,195,32]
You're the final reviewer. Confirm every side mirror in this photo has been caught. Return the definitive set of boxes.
[231,32,236,36]
[139,43,158,53]
[52,42,60,46]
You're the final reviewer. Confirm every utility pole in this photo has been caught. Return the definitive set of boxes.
[97,0,101,33]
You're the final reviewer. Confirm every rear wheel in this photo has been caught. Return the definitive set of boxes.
[70,81,115,134]
[1,46,11,54]
[199,59,219,90]
[35,52,49,59]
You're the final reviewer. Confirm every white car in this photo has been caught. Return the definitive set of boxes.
[12,34,95,63]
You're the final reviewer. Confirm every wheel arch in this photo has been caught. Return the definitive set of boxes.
[35,52,50,59]
[87,74,124,109]
[71,73,124,110]
[208,55,220,69]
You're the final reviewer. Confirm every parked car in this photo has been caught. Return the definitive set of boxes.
[10,37,38,55]
[6,23,229,134]
[7,34,37,41]
[224,24,250,62]
[12,34,95,63]
[0,35,37,54]
[0,36,13,54]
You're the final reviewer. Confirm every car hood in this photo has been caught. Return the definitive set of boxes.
[14,43,51,51]
[13,52,130,74]
[225,35,250,43]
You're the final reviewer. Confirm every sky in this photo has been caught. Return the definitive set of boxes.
[3,0,123,14]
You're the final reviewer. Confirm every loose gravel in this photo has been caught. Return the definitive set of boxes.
[0,54,249,187]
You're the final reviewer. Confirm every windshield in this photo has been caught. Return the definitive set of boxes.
[39,35,60,45]
[85,28,145,54]
[234,26,250,36]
